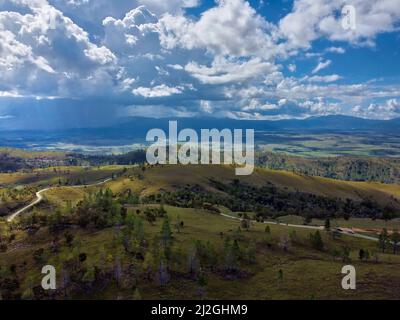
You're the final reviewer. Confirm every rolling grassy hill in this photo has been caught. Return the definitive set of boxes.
[104,165,400,208]
[3,164,400,220]
[2,204,400,299]
[0,166,124,217]
[2,165,400,299]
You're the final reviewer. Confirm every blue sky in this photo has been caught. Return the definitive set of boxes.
[0,0,399,129]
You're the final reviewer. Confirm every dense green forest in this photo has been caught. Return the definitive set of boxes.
[257,152,400,183]
[146,180,400,221]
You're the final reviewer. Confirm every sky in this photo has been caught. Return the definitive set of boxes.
[0,0,400,129]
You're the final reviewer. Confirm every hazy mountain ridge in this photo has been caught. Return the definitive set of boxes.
[2,115,400,134]
[1,115,399,157]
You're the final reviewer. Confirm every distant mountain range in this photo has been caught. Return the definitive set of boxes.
[1,115,399,150]
[114,115,400,133]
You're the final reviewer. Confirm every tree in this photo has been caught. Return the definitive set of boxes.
[341,246,351,263]
[359,249,365,261]
[240,214,251,231]
[60,267,69,298]
[304,215,312,225]
[204,241,217,270]
[160,216,172,243]
[364,249,370,261]
[197,272,208,299]
[145,210,156,225]
[391,229,400,254]
[21,275,34,300]
[33,248,45,264]
[279,236,289,252]
[143,252,155,280]
[378,228,389,253]
[160,216,173,260]
[278,269,283,282]
[132,288,142,300]
[64,231,74,247]
[114,257,122,287]
[289,230,299,244]
[224,239,240,273]
[79,253,87,263]
[330,248,341,261]
[244,242,257,264]
[158,204,167,217]
[134,218,145,244]
[309,231,324,251]
[324,218,331,230]
[187,246,200,276]
[157,260,170,287]
[174,215,183,233]
[125,212,137,231]
[82,266,96,289]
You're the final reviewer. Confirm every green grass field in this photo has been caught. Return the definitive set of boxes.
[1,204,400,299]
[105,165,400,207]
[0,166,122,187]
[1,164,400,299]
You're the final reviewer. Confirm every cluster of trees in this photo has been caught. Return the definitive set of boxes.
[3,175,400,298]
[309,231,324,251]
[378,228,400,254]
[0,265,20,299]
[256,152,400,183]
[54,150,147,168]
[0,229,15,252]
[0,186,37,217]
[152,180,398,220]
[3,207,267,299]
[74,189,122,229]
[17,188,142,231]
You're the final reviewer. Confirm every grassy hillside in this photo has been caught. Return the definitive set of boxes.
[0,166,122,187]
[0,166,124,217]
[1,204,400,299]
[104,165,400,207]
[3,165,400,220]
[1,164,400,300]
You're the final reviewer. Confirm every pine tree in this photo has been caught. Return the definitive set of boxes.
[359,248,365,261]
[378,228,389,253]
[157,260,170,287]
[160,216,173,257]
[309,231,324,251]
[187,246,200,276]
[324,218,331,230]
[391,229,400,254]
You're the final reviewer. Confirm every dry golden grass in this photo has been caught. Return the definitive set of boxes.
[2,205,400,299]
[111,165,400,206]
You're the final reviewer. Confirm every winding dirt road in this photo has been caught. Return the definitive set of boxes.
[6,178,112,223]
[219,212,380,242]
[6,177,380,243]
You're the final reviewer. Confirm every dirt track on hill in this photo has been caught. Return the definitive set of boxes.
[6,178,112,222]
